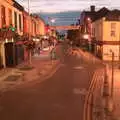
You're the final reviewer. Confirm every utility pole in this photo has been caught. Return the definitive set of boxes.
[119,33,120,69]
[111,51,114,98]
[28,0,32,65]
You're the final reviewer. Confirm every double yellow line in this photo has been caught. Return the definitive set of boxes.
[83,69,103,120]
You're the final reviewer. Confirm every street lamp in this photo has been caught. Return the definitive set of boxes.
[51,19,55,24]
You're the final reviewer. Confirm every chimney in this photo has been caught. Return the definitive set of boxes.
[90,5,95,12]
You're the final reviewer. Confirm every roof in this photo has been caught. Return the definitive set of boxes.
[105,10,120,21]
[13,0,24,11]
[94,7,110,21]
[31,14,46,24]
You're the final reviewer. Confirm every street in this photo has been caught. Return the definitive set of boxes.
[0,45,104,120]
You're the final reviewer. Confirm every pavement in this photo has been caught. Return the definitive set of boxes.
[75,49,120,120]
[0,46,60,92]
[105,65,120,120]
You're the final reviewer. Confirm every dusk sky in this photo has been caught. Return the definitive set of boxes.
[16,0,120,13]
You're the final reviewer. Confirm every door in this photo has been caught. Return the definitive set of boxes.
[5,43,14,67]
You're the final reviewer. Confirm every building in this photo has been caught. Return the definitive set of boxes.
[92,10,120,61]
[0,0,46,68]
[79,6,97,51]
[0,0,24,68]
[80,6,120,61]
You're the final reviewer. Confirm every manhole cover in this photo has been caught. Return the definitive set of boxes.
[4,75,20,82]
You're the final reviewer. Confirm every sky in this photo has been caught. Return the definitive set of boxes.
[16,0,120,13]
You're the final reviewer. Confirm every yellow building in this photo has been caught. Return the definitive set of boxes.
[0,0,24,68]
[92,11,120,61]
[38,17,46,35]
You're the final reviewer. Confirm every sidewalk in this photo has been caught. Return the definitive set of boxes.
[76,48,120,120]
[108,67,120,120]
[0,46,60,92]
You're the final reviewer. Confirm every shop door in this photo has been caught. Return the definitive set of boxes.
[5,43,14,67]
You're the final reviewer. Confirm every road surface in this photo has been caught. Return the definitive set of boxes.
[0,45,104,120]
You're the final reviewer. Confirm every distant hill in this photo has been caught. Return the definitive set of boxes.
[36,11,81,26]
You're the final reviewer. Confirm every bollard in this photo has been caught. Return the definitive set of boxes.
[51,48,57,60]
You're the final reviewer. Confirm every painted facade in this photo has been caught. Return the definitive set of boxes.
[0,0,24,68]
[92,17,120,61]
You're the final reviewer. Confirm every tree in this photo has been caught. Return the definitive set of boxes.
[24,39,35,65]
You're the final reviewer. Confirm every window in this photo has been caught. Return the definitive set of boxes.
[14,12,17,29]
[111,23,116,37]
[8,9,12,25]
[19,14,22,31]
[34,22,36,34]
[111,31,115,37]
[111,23,116,29]
[1,5,6,27]
[92,28,95,36]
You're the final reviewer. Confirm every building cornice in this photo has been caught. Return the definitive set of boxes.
[93,40,120,45]
[5,0,14,5]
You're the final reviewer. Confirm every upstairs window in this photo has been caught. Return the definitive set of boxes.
[111,23,116,37]
[14,12,17,29]
[1,5,6,27]
[19,14,22,31]
[8,9,12,25]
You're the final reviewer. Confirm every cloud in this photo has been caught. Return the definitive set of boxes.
[16,0,120,13]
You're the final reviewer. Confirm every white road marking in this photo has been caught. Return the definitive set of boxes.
[73,66,85,70]
[73,88,88,95]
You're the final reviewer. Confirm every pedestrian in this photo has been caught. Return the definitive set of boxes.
[38,47,40,55]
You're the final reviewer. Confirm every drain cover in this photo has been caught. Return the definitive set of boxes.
[4,75,20,82]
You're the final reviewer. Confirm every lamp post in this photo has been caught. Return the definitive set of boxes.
[119,33,120,69]
[28,0,32,65]
[51,19,56,38]
[110,50,114,98]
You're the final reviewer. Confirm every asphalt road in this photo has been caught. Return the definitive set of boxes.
[0,45,103,120]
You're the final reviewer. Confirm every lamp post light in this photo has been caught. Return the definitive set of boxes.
[51,19,55,25]
[50,18,56,37]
